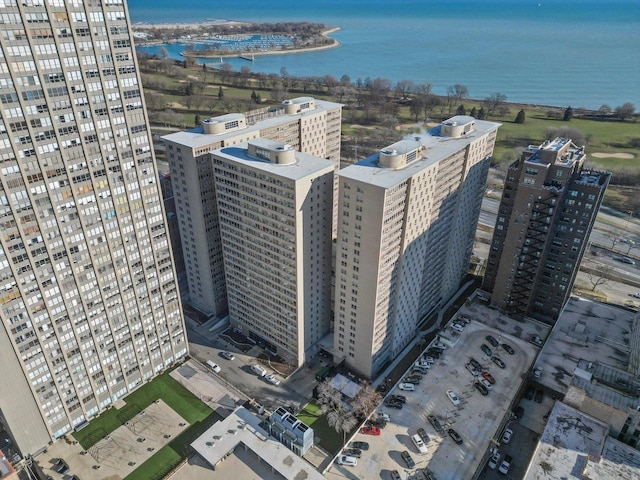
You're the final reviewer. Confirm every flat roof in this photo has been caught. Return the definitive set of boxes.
[533,297,635,395]
[522,401,640,479]
[337,118,500,188]
[191,407,326,480]
[212,144,335,181]
[571,359,640,412]
[161,98,342,150]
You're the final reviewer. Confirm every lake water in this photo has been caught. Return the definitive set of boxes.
[128,0,640,109]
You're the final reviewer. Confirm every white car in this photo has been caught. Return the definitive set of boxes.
[336,455,357,466]
[265,374,280,386]
[251,364,267,377]
[378,412,391,422]
[415,361,431,369]
[411,434,428,454]
[633,292,640,299]
[206,360,221,373]
[451,323,464,332]
[433,342,447,350]
[446,389,460,406]
[488,452,501,469]
[479,377,493,390]
[465,363,479,376]
[501,428,513,444]
[399,383,415,391]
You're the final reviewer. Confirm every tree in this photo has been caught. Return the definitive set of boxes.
[614,102,636,121]
[447,84,469,114]
[484,92,508,117]
[598,104,612,116]
[470,107,477,118]
[544,126,588,147]
[515,109,526,124]
[351,385,382,419]
[476,107,486,119]
[394,80,415,100]
[585,263,612,292]
[194,114,201,126]
[218,86,224,100]
[456,104,466,116]
[316,380,358,445]
[563,106,573,121]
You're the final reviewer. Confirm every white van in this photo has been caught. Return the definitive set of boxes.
[206,360,221,373]
[411,434,428,454]
[251,364,267,377]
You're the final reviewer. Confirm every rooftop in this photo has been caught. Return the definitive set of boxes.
[191,407,326,480]
[571,360,640,412]
[524,402,640,479]
[161,97,342,150]
[533,297,636,395]
[337,117,500,188]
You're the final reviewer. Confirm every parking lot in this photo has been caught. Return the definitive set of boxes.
[325,317,538,480]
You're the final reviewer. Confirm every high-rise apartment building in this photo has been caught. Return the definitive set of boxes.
[335,116,500,377]
[162,97,342,317]
[483,138,610,323]
[211,139,334,366]
[0,0,186,456]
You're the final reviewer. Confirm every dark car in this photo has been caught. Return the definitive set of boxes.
[390,471,402,480]
[385,398,403,409]
[426,349,442,358]
[405,374,422,384]
[474,381,489,395]
[486,335,500,347]
[367,418,386,429]
[417,427,431,445]
[535,389,544,403]
[448,428,463,444]
[390,394,406,403]
[401,450,416,469]
[423,468,437,480]
[480,344,493,357]
[525,387,535,400]
[343,448,361,458]
[501,343,515,355]
[428,414,445,434]
[515,406,525,420]
[352,441,369,450]
[469,357,483,370]
[376,383,388,393]
[492,356,506,369]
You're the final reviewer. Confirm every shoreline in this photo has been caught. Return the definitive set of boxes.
[134,22,341,58]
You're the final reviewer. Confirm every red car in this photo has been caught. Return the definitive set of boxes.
[361,425,381,436]
[481,371,496,384]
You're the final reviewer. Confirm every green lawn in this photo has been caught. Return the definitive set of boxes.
[297,401,349,455]
[73,370,212,449]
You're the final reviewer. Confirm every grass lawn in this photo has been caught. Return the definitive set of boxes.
[73,370,212,449]
[297,401,349,455]
[124,411,220,480]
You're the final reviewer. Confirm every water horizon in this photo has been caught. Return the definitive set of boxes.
[128,0,640,110]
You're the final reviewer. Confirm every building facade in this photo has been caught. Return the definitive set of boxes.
[483,138,610,323]
[211,139,334,366]
[0,0,186,456]
[335,116,500,377]
[162,97,342,317]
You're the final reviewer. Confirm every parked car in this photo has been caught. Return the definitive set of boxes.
[378,412,391,422]
[398,383,415,391]
[485,335,500,347]
[367,418,386,429]
[251,364,267,376]
[515,406,525,420]
[481,344,493,357]
[411,434,428,454]
[206,360,221,373]
[501,343,515,355]
[54,459,69,474]
[535,389,544,403]
[465,363,480,376]
[499,455,513,474]
[220,351,235,360]
[264,374,280,385]
[401,450,416,468]
[479,377,493,390]
[423,468,437,480]
[474,381,489,395]
[501,428,513,444]
[404,374,422,384]
[428,414,445,434]
[530,335,544,347]
[481,371,496,384]
[343,448,361,458]
[390,471,402,480]
[417,427,430,445]
[351,441,369,450]
[390,394,406,403]
[433,342,447,350]
[361,425,381,436]
[336,455,357,466]
[448,428,463,444]
[446,389,461,406]
[470,357,483,370]
[415,360,431,369]
[451,322,464,332]
[492,356,506,369]
[488,452,501,469]
[385,399,403,409]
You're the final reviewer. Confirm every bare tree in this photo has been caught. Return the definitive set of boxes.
[484,92,509,117]
[317,380,358,445]
[605,231,620,251]
[585,263,612,291]
[352,385,382,419]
